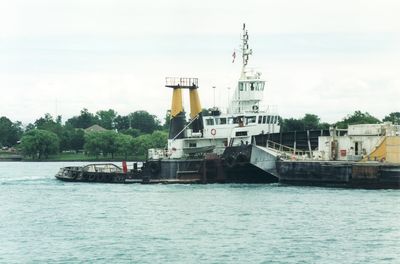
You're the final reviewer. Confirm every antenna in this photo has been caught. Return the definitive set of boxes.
[241,23,253,75]
[212,86,216,107]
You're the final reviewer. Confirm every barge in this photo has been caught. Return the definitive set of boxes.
[275,123,400,188]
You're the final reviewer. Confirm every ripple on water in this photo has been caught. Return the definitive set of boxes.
[0,162,399,264]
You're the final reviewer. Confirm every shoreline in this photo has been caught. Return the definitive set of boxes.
[0,159,145,162]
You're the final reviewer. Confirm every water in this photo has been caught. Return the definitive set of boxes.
[0,162,399,264]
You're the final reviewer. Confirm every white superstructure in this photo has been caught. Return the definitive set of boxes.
[150,24,280,160]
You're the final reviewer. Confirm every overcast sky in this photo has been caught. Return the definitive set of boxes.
[1,0,399,125]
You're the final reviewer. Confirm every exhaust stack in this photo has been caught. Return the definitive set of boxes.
[166,77,203,139]
[189,87,203,132]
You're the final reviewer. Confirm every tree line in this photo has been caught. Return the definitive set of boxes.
[0,109,399,160]
[279,111,399,132]
[0,109,168,160]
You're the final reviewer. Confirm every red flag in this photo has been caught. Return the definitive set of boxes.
[232,51,236,63]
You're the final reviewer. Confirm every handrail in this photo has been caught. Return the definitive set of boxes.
[265,140,309,159]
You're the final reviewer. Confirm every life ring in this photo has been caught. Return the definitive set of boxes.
[211,129,216,136]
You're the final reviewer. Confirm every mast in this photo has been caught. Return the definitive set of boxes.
[241,23,252,78]
[228,23,265,114]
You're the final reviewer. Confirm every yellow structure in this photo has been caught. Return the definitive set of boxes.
[171,88,183,117]
[189,89,202,119]
[387,136,400,163]
[363,136,400,163]
[170,87,202,119]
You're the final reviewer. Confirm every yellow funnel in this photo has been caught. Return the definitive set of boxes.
[171,88,183,117]
[189,88,202,119]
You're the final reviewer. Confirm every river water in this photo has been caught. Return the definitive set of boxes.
[0,162,399,264]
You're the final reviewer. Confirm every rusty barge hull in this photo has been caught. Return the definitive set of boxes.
[276,161,400,189]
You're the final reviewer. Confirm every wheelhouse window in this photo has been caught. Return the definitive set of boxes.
[206,118,214,126]
[258,116,262,124]
[245,116,256,124]
[228,117,239,124]
[239,82,249,91]
[219,118,227,125]
[250,82,254,91]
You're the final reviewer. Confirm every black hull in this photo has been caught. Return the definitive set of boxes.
[277,161,400,189]
[56,171,128,184]
[221,144,279,183]
[223,163,278,183]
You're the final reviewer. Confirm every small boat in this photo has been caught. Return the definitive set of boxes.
[182,145,215,154]
[55,163,129,183]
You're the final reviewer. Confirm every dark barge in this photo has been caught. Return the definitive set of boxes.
[276,161,400,189]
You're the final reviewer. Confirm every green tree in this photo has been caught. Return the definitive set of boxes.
[66,108,98,129]
[131,130,168,158]
[116,133,134,160]
[281,118,304,132]
[84,131,118,158]
[319,122,330,130]
[70,128,85,152]
[96,109,117,130]
[0,117,23,147]
[120,128,141,138]
[132,134,152,158]
[163,110,171,130]
[84,132,103,158]
[281,114,329,132]
[19,129,59,159]
[336,111,380,129]
[100,131,119,158]
[303,114,320,130]
[129,110,161,134]
[383,112,400,125]
[24,123,35,132]
[34,113,61,132]
[34,113,71,150]
[114,115,130,131]
[149,130,168,148]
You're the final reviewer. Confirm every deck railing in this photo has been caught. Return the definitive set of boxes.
[265,140,309,160]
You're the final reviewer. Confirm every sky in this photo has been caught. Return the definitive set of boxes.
[1,0,399,125]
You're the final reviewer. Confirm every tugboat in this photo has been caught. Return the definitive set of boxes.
[55,23,281,184]
[144,23,280,183]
